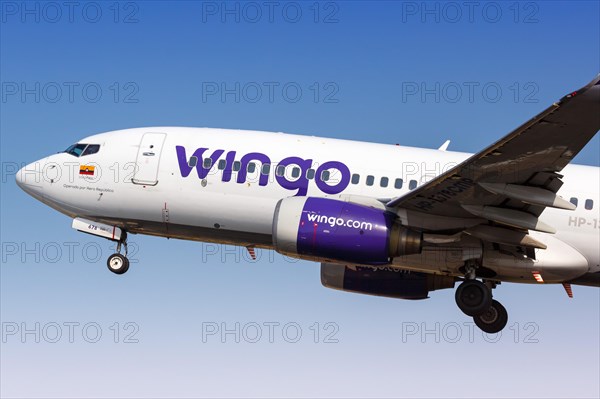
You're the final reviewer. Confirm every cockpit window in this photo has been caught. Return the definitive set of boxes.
[64,143,88,157]
[64,143,101,157]
[82,144,100,156]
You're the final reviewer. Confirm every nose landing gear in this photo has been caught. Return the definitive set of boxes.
[71,218,133,275]
[107,234,130,275]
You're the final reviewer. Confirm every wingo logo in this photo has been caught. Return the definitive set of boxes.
[176,146,351,196]
[305,213,374,231]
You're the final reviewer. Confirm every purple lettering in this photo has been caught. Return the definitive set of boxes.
[222,151,237,182]
[176,146,351,195]
[315,161,351,194]
[176,146,203,178]
[176,146,224,179]
[237,152,271,186]
[275,156,313,196]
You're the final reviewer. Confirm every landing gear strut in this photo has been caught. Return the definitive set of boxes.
[107,233,130,275]
[455,261,508,334]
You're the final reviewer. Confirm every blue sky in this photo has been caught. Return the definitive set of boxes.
[1,1,599,398]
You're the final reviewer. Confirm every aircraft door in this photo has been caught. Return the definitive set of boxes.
[132,132,167,185]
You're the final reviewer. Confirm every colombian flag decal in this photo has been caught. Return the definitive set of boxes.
[79,165,95,176]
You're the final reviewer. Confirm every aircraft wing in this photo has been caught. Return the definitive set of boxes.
[386,75,600,237]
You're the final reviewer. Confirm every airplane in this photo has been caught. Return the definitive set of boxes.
[16,75,600,334]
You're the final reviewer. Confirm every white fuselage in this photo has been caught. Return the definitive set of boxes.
[16,127,600,284]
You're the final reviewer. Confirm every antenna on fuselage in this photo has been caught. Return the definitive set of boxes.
[438,140,451,151]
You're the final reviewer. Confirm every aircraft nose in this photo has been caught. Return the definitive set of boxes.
[16,160,45,193]
[15,167,22,187]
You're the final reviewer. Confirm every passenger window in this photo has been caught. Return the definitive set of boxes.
[81,144,100,156]
[276,165,286,177]
[306,169,315,179]
[570,197,578,207]
[380,177,389,187]
[409,180,417,190]
[261,163,270,175]
[366,175,374,186]
[247,162,256,173]
[233,161,241,171]
[395,178,403,189]
[218,159,226,170]
[291,167,300,178]
[351,174,360,184]
[203,158,212,168]
[321,170,330,182]
[188,156,198,167]
[585,199,594,210]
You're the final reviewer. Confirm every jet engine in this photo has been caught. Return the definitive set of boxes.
[273,197,422,265]
[321,263,456,300]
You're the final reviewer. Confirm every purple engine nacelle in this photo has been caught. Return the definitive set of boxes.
[273,197,422,265]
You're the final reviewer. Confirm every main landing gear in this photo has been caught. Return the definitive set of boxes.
[455,262,508,334]
[107,233,130,275]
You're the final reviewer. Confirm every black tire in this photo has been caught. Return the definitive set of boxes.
[455,279,492,316]
[107,253,130,275]
[474,299,508,334]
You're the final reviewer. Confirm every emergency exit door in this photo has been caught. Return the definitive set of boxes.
[132,133,167,185]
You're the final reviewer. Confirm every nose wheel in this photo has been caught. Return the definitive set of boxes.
[107,253,129,274]
[106,235,130,275]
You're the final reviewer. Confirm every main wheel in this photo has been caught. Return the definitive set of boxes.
[474,299,508,334]
[107,253,129,275]
[455,279,492,316]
